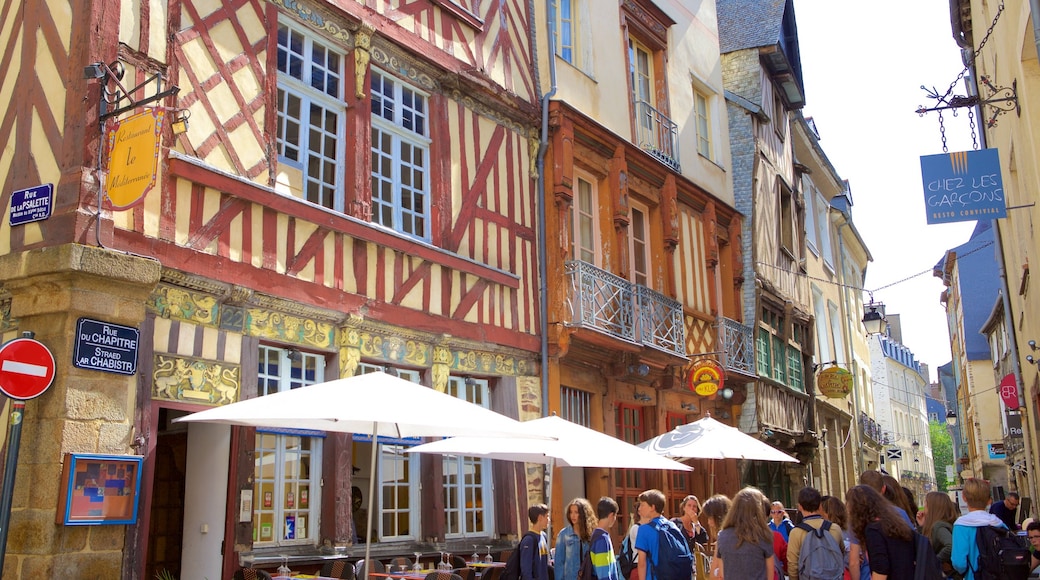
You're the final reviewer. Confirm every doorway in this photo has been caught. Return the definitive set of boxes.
[145,408,188,580]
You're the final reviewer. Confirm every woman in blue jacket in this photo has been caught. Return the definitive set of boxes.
[556,498,597,580]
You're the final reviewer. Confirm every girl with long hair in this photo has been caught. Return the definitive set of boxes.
[821,495,857,580]
[846,485,915,580]
[714,488,775,580]
[672,495,709,552]
[556,498,598,580]
[920,491,959,577]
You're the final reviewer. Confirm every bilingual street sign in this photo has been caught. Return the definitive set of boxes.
[0,338,56,400]
[73,318,139,375]
[9,184,53,226]
[105,109,164,210]
[920,148,1006,224]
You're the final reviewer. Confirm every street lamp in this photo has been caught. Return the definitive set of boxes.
[862,303,886,335]
[946,409,957,427]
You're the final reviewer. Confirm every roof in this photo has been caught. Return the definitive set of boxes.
[934,221,999,360]
[717,0,788,53]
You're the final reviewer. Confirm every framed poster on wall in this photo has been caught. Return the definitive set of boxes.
[57,453,143,525]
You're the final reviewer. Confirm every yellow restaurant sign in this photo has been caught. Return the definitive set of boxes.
[687,359,724,396]
[106,109,164,209]
[818,366,853,398]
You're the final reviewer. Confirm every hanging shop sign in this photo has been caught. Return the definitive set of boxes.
[920,148,1006,224]
[106,109,164,210]
[998,373,1019,409]
[817,366,853,399]
[687,359,724,396]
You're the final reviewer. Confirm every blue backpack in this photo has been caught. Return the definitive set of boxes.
[648,519,693,580]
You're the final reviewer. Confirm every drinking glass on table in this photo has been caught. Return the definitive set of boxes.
[472,545,481,564]
[485,546,493,564]
[414,552,423,573]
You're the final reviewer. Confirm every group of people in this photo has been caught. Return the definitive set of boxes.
[513,471,1039,580]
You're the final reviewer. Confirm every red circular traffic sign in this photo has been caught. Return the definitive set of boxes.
[0,338,56,400]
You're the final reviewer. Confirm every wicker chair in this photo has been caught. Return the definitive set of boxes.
[389,557,414,571]
[423,572,462,580]
[452,567,476,580]
[355,559,386,580]
[480,566,505,580]
[320,560,357,579]
[231,568,274,580]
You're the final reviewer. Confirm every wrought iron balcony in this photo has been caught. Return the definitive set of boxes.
[564,260,685,357]
[860,412,886,446]
[634,100,680,172]
[717,317,754,376]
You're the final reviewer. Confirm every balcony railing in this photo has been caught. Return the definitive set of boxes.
[565,260,685,357]
[717,316,754,376]
[634,100,680,172]
[860,412,886,446]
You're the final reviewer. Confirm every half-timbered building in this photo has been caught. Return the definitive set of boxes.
[718,0,815,501]
[0,0,543,578]
[537,0,749,531]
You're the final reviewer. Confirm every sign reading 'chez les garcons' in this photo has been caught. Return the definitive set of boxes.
[920,149,1006,225]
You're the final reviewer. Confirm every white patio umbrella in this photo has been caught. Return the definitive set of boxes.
[406,415,694,471]
[637,414,798,494]
[407,415,692,539]
[176,371,548,575]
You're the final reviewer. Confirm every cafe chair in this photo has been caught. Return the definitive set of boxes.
[356,558,386,580]
[424,572,462,580]
[232,568,274,580]
[450,555,468,570]
[496,551,511,565]
[481,567,504,580]
[453,567,476,580]
[390,557,414,571]
[321,560,357,579]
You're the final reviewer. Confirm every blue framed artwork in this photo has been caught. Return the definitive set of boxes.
[57,453,143,525]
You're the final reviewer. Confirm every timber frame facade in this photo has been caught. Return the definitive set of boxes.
[0,0,545,578]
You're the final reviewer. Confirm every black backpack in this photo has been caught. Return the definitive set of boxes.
[911,531,943,580]
[971,525,1030,580]
[617,535,635,579]
[504,531,542,580]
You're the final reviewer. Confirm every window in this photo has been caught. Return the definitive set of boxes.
[779,182,796,258]
[569,173,598,264]
[354,364,422,541]
[371,69,431,241]
[817,192,833,269]
[803,182,818,254]
[253,346,325,546]
[629,38,654,108]
[276,22,345,211]
[812,286,831,364]
[629,201,650,287]
[773,90,786,140]
[694,89,712,159]
[828,301,845,364]
[756,307,806,392]
[614,404,647,537]
[443,376,493,537]
[562,386,592,428]
[553,0,577,64]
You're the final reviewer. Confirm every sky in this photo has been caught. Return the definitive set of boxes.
[795,0,983,381]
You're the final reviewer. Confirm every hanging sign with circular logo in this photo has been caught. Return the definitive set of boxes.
[687,359,724,396]
[817,366,853,398]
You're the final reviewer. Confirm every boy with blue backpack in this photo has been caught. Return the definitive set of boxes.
[634,489,693,580]
[952,478,1030,580]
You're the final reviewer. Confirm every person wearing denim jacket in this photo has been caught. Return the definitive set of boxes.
[556,498,596,580]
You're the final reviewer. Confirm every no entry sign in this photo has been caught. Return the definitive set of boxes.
[0,338,56,400]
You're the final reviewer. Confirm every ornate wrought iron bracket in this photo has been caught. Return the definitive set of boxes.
[915,76,1019,128]
[85,61,181,121]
